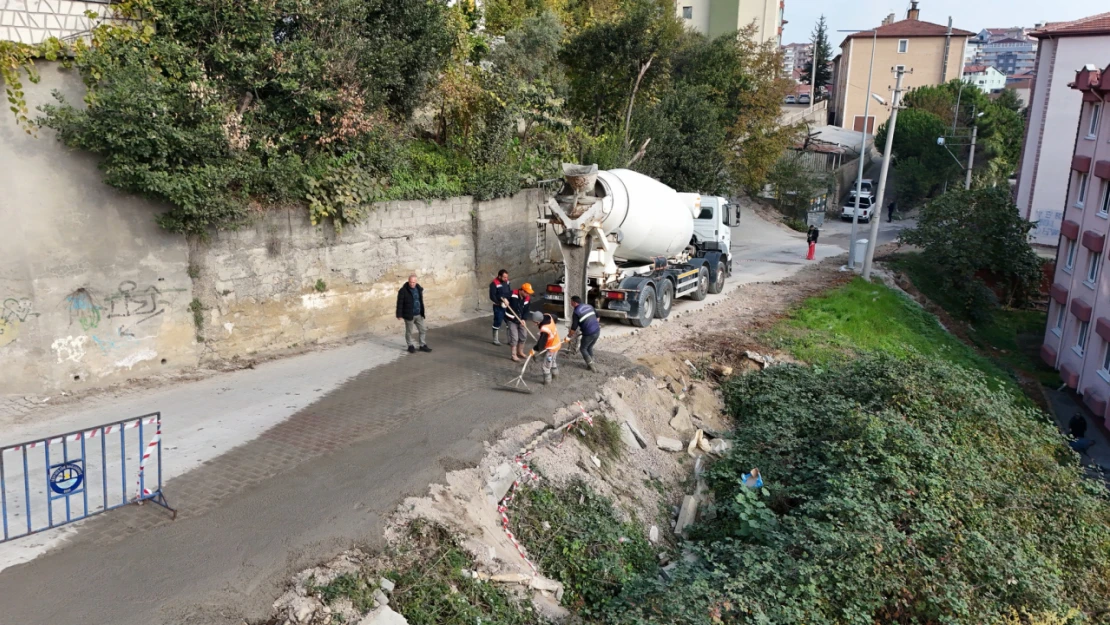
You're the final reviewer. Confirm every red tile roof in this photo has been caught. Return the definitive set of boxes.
[842,18,974,44]
[1032,12,1110,38]
[964,65,989,73]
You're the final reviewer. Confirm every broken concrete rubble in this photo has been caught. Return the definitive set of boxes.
[656,436,684,452]
[674,495,698,536]
[669,404,694,435]
[619,422,644,450]
[687,429,703,455]
[358,605,409,625]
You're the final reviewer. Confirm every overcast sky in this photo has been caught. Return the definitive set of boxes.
[781,0,1107,46]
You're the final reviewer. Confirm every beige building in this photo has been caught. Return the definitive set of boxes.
[677,0,783,44]
[831,2,971,133]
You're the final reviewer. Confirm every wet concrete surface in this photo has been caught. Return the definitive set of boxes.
[0,317,638,625]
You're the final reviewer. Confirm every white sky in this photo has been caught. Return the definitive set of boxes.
[781,0,1108,47]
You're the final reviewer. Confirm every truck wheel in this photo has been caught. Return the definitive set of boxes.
[631,285,655,328]
[689,266,709,301]
[655,280,674,319]
[708,261,727,294]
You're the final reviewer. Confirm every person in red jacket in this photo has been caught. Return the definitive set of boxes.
[506,283,534,361]
[489,269,512,345]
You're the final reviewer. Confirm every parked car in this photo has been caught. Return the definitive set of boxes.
[841,193,875,222]
[784,95,796,104]
[798,93,811,104]
[857,179,874,196]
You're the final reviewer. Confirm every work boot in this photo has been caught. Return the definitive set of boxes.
[551,367,560,378]
[492,329,501,346]
[543,372,551,385]
[586,360,597,372]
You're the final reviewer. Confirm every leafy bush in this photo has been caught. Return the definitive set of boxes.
[602,354,1110,624]
[901,185,1043,321]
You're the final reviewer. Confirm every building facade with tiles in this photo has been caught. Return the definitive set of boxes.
[1042,62,1110,423]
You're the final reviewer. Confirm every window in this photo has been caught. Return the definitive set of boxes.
[1054,302,1066,334]
[895,64,906,72]
[1077,172,1089,207]
[1089,103,1102,138]
[1102,181,1110,216]
[1087,250,1102,284]
[898,39,908,53]
[1065,238,1078,271]
[681,5,692,19]
[1077,320,1090,355]
[1101,340,1110,377]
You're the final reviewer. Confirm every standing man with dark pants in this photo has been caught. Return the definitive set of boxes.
[396,274,431,354]
[489,269,512,345]
[567,295,601,371]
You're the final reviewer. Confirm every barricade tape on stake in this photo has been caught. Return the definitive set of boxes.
[497,402,594,573]
[4,417,159,452]
[133,421,161,500]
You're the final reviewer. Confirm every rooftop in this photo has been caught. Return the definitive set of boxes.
[841,18,973,47]
[964,65,991,73]
[1032,12,1110,38]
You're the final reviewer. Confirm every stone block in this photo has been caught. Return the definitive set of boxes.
[669,404,694,435]
[619,422,643,451]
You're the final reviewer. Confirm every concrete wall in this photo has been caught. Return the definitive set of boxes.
[193,192,555,362]
[1,65,199,395]
[1,64,558,394]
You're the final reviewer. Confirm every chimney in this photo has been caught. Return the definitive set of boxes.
[907,0,920,20]
[881,13,895,26]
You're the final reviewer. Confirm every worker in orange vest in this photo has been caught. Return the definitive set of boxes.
[529,312,562,385]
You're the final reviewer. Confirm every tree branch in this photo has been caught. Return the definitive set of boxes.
[623,55,654,151]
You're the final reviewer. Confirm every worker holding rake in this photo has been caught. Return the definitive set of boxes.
[530,311,562,385]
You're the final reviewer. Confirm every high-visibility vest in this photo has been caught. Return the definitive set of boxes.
[540,319,561,352]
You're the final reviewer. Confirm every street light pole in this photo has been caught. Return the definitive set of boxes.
[964,123,978,190]
[862,66,906,281]
[844,29,877,269]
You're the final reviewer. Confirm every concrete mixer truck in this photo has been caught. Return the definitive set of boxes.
[542,164,734,328]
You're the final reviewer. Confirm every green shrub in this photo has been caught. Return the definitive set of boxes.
[603,354,1110,624]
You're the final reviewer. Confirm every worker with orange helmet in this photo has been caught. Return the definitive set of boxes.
[506,283,534,362]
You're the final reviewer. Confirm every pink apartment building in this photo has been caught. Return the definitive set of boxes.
[1042,62,1110,422]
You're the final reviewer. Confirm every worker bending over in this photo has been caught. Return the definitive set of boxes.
[567,295,600,372]
[530,311,561,385]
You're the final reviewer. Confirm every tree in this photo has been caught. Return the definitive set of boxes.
[767,152,831,220]
[901,186,1043,320]
[799,15,832,92]
[994,88,1024,114]
[873,108,954,204]
[561,0,683,138]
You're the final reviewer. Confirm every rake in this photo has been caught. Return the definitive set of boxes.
[500,349,545,394]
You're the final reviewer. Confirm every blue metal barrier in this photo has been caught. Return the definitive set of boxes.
[0,412,175,544]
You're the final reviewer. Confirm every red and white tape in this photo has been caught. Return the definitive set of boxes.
[4,417,159,453]
[133,421,161,500]
[497,402,595,573]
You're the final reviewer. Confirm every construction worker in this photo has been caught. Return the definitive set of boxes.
[489,269,512,345]
[567,295,600,371]
[506,283,534,362]
[530,311,561,385]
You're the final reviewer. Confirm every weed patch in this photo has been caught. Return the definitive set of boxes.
[575,415,623,461]
[511,479,657,616]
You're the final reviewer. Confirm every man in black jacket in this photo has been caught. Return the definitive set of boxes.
[489,269,512,345]
[396,274,431,354]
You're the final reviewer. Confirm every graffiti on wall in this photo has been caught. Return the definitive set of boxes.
[64,288,102,331]
[105,281,183,326]
[0,297,39,348]
[1031,209,1063,246]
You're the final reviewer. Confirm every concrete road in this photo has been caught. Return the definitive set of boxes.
[0,204,876,625]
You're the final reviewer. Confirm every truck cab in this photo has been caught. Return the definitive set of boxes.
[691,195,732,253]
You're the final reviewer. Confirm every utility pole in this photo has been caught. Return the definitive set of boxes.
[964,122,978,190]
[862,67,906,281]
[846,29,877,269]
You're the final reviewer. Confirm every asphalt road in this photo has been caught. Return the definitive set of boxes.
[0,204,882,625]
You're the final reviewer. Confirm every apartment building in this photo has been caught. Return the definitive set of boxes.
[981,36,1038,76]
[1042,63,1110,420]
[963,65,1007,93]
[782,42,812,78]
[678,0,783,44]
[1015,12,1110,246]
[831,2,971,133]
